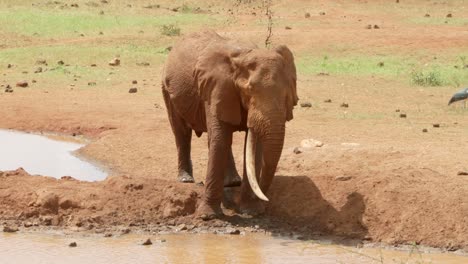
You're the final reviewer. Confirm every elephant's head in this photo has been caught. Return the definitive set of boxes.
[194,43,298,201]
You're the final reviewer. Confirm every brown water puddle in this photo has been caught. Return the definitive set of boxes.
[0,232,466,264]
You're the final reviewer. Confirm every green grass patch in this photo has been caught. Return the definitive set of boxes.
[160,24,181,36]
[0,7,215,37]
[297,54,468,86]
[408,16,468,26]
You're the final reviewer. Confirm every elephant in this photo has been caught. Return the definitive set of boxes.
[161,31,298,220]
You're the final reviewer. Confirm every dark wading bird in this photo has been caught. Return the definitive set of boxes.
[448,88,468,106]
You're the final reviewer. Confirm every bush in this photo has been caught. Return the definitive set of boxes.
[410,70,443,86]
[160,24,180,37]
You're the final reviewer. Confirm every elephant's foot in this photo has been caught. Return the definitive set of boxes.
[223,168,242,187]
[222,186,241,210]
[178,170,194,183]
[196,200,224,221]
[238,198,266,216]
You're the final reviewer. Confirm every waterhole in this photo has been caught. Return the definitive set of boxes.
[0,130,107,181]
[0,232,466,264]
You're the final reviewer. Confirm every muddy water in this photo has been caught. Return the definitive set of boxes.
[0,233,466,264]
[0,130,106,181]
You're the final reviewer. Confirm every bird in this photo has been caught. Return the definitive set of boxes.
[448,88,468,106]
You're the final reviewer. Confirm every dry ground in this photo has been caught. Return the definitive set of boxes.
[0,0,467,250]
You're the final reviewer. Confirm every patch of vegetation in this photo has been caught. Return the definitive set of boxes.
[0,8,214,37]
[160,24,181,36]
[297,54,468,86]
[410,70,442,86]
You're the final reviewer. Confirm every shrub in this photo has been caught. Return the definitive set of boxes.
[160,24,180,37]
[410,70,443,86]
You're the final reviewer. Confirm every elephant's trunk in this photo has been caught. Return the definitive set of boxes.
[246,122,286,201]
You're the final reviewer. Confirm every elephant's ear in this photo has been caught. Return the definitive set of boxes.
[194,44,243,125]
[275,45,298,121]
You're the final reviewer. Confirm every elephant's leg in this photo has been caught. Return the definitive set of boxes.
[223,148,242,187]
[197,116,232,220]
[162,89,194,183]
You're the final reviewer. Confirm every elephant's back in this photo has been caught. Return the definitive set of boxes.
[162,31,224,134]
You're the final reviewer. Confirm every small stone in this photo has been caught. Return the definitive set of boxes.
[422,128,428,133]
[424,14,430,17]
[32,80,37,83]
[3,226,19,233]
[300,102,312,108]
[377,62,384,67]
[293,147,302,154]
[34,67,43,73]
[340,103,349,108]
[395,109,400,112]
[399,113,407,118]
[285,26,292,30]
[24,222,33,228]
[432,123,440,128]
[226,227,240,235]
[99,31,104,35]
[301,139,324,148]
[366,24,372,29]
[142,238,152,245]
[128,88,137,93]
[305,12,311,18]
[319,11,326,15]
[335,175,352,181]
[373,25,380,29]
[104,233,112,237]
[446,13,452,18]
[457,171,468,176]
[324,99,332,103]
[99,10,104,15]
[136,62,150,66]
[156,239,167,243]
[88,82,96,86]
[90,64,97,67]
[121,228,131,235]
[71,3,79,8]
[69,242,77,247]
[57,60,65,66]
[16,81,28,87]
[109,58,120,66]
[132,80,138,84]
[7,64,12,68]
[36,59,47,65]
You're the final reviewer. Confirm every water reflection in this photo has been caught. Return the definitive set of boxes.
[0,130,107,181]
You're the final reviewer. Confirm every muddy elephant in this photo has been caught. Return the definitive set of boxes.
[162,31,298,219]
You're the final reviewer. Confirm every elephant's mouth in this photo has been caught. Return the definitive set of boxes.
[245,128,269,201]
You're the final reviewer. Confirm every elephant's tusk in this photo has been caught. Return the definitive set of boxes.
[246,129,269,201]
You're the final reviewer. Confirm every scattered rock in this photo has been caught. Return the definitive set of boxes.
[285,26,292,30]
[34,67,43,73]
[99,31,104,35]
[71,3,79,8]
[104,233,112,237]
[373,25,380,29]
[136,62,150,67]
[57,60,65,66]
[395,109,400,112]
[305,12,311,18]
[424,14,430,17]
[132,80,138,84]
[293,147,302,154]
[446,13,452,18]
[324,99,332,103]
[301,139,324,148]
[7,63,12,68]
[422,128,428,133]
[366,24,372,29]
[5,87,13,93]
[69,242,77,247]
[88,82,96,86]
[99,10,104,15]
[457,171,468,176]
[109,58,120,66]
[319,11,326,15]
[128,88,138,93]
[32,80,37,83]
[24,222,33,228]
[226,227,241,235]
[3,226,19,233]
[396,0,399,3]
[377,62,384,67]
[432,123,440,128]
[300,102,312,108]
[101,0,108,4]
[90,64,97,67]
[142,238,152,245]
[36,59,47,65]
[16,81,28,87]
[335,175,352,181]
[340,103,349,108]
[399,113,407,118]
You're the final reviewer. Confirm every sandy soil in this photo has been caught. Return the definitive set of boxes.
[0,0,467,251]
